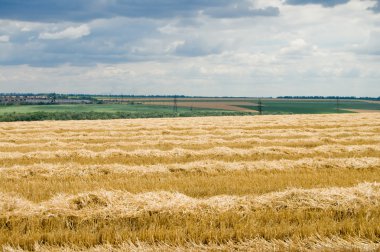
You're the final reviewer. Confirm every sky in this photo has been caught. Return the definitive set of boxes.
[0,0,379,96]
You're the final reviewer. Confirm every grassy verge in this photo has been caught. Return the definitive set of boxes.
[0,111,255,122]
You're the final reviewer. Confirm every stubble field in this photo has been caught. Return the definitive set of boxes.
[1,113,380,251]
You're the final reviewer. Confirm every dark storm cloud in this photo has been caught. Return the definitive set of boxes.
[285,0,350,7]
[0,19,160,66]
[0,0,279,22]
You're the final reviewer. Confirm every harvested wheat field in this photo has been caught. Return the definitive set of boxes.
[1,113,380,251]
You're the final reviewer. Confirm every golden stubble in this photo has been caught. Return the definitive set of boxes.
[1,113,380,250]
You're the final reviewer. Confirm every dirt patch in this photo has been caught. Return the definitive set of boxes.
[101,98,257,102]
[360,100,380,104]
[346,109,380,113]
[143,102,257,112]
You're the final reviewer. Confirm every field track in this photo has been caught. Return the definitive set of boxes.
[1,113,380,251]
[346,109,380,113]
[142,101,257,112]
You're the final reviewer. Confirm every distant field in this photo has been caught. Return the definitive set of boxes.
[99,97,380,114]
[0,99,379,122]
[239,99,380,114]
[1,113,380,251]
[0,103,253,122]
[0,104,208,114]
[143,101,257,112]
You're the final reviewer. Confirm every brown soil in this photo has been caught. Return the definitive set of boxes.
[143,102,257,112]
[346,109,380,113]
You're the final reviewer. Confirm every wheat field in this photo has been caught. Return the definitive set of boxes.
[1,113,380,251]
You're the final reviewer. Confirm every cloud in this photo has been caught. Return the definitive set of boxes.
[174,39,222,57]
[1,49,379,96]
[367,32,380,54]
[368,0,380,13]
[356,31,380,55]
[39,25,90,40]
[284,0,350,7]
[280,39,316,55]
[0,35,10,42]
[0,0,379,97]
[0,0,279,22]
[203,4,279,18]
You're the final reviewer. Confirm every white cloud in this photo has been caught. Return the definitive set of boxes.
[158,24,179,34]
[39,24,90,40]
[280,39,311,54]
[0,35,10,42]
[165,40,186,53]
[361,30,380,54]
[0,0,379,96]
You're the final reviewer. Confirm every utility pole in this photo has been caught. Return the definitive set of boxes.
[258,98,263,115]
[50,93,56,104]
[173,95,178,113]
[336,97,340,113]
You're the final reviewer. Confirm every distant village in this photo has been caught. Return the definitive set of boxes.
[0,94,93,105]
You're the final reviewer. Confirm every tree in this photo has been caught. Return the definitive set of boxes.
[258,99,263,115]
